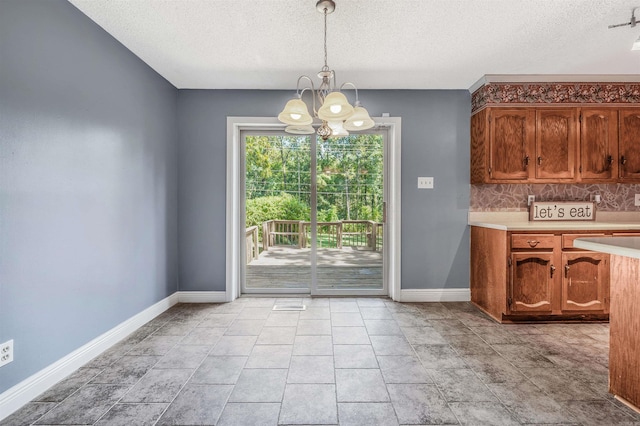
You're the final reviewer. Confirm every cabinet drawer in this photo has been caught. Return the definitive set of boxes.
[562,233,607,249]
[511,234,555,249]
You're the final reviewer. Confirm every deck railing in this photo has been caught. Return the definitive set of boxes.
[262,220,305,249]
[245,225,259,263]
[259,219,382,252]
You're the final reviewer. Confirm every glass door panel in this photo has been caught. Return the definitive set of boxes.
[242,133,312,293]
[313,133,385,294]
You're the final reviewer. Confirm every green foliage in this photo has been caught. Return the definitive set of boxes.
[245,133,384,222]
[246,193,310,228]
[318,206,338,222]
[355,205,377,221]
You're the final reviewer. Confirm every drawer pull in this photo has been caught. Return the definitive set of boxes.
[527,240,540,247]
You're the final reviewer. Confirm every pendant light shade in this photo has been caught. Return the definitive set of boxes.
[317,91,354,121]
[343,106,375,131]
[278,98,313,125]
[285,124,315,134]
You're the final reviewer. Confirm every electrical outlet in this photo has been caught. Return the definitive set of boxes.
[417,177,434,189]
[635,194,640,207]
[527,195,535,206]
[0,340,13,367]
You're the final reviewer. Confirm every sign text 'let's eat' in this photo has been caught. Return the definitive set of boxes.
[529,202,596,221]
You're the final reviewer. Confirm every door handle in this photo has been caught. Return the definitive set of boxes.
[565,264,570,278]
[550,264,556,278]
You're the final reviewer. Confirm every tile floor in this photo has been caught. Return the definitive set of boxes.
[2,297,640,425]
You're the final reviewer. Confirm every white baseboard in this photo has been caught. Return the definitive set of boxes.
[177,291,227,303]
[399,288,470,302]
[0,291,229,421]
[0,293,180,422]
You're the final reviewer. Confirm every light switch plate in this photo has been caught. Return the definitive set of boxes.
[418,177,434,189]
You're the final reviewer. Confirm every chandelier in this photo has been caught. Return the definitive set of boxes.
[277,0,375,140]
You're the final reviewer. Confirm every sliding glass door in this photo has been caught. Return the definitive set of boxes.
[313,133,385,294]
[241,130,386,295]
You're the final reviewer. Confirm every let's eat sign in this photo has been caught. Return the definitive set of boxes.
[529,201,596,221]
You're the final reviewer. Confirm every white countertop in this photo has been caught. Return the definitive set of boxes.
[469,211,640,231]
[574,237,640,259]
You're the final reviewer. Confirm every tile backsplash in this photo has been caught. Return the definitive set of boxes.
[470,184,640,212]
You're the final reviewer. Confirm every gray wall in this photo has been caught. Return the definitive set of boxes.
[0,0,179,393]
[0,0,470,397]
[178,90,470,291]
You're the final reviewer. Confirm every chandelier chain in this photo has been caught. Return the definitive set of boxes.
[323,7,328,69]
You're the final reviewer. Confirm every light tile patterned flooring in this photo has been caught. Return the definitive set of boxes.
[3,298,640,425]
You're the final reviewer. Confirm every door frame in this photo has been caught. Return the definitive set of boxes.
[226,117,402,301]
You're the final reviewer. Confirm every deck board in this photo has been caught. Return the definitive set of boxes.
[245,246,383,290]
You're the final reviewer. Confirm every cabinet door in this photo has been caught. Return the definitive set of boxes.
[580,109,617,181]
[535,109,577,180]
[488,109,534,181]
[510,252,554,312]
[561,252,609,312]
[470,109,488,184]
[619,109,640,180]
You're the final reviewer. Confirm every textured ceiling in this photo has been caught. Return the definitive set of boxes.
[68,0,640,90]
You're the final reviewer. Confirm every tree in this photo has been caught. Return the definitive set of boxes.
[245,133,383,223]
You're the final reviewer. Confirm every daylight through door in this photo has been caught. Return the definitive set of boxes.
[242,131,386,295]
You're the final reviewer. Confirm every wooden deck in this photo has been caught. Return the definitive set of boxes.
[246,246,383,290]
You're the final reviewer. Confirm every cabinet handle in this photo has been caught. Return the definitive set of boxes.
[538,156,543,165]
[523,155,530,168]
[607,155,613,170]
[527,240,540,247]
[621,155,627,166]
[550,264,556,278]
[565,264,570,278]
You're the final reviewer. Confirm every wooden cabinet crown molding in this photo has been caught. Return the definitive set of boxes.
[471,82,640,114]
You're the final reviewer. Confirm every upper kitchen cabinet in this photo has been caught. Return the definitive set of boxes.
[579,108,618,182]
[470,80,640,184]
[490,109,534,181]
[535,109,577,180]
[619,109,640,181]
[470,108,534,183]
[471,107,576,183]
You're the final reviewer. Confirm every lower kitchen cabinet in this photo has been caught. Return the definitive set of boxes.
[510,252,553,313]
[561,251,609,312]
[470,227,625,323]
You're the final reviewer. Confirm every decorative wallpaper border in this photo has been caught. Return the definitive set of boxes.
[470,183,640,212]
[471,82,640,113]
